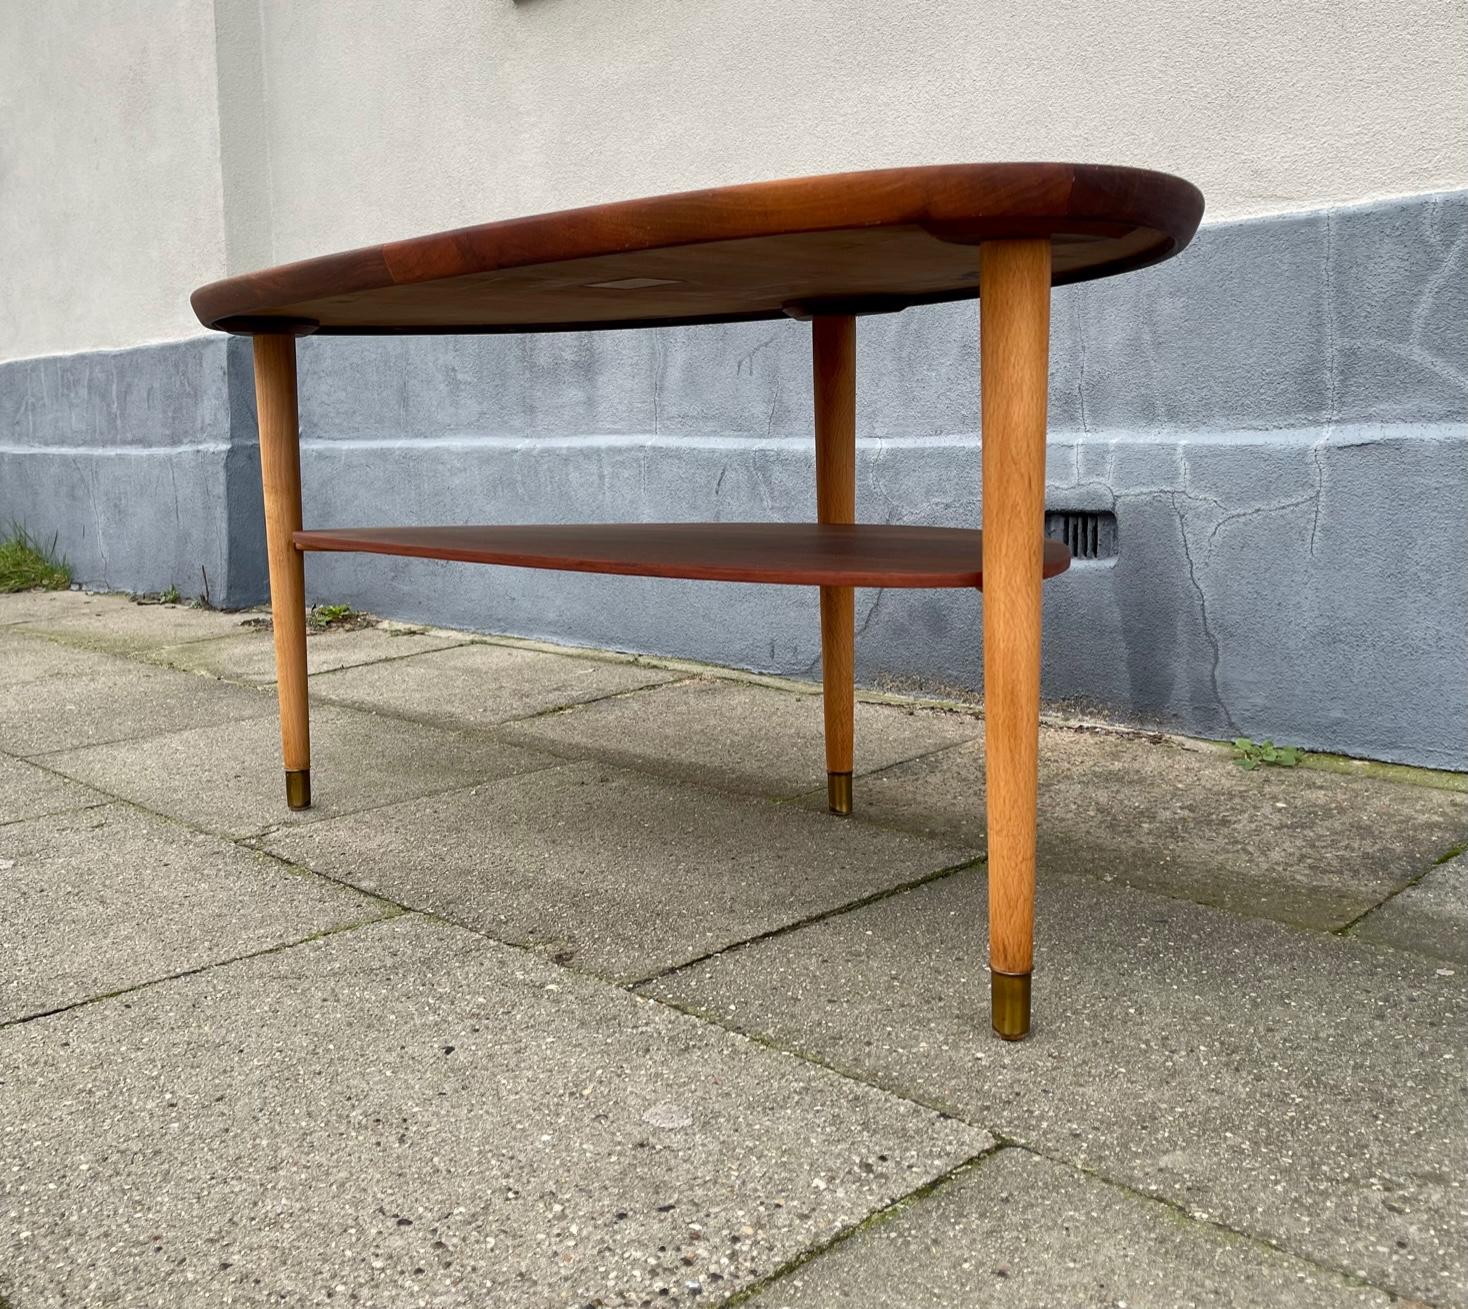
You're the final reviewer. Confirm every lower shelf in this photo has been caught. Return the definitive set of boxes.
[292,522,1072,589]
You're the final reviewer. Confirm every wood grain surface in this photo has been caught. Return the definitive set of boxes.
[293,522,1071,589]
[979,240,1054,985]
[813,316,858,783]
[252,336,311,778]
[193,163,1202,335]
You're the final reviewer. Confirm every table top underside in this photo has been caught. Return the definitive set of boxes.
[192,163,1203,336]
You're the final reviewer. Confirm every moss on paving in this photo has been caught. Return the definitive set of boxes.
[0,527,71,593]
[1294,750,1468,793]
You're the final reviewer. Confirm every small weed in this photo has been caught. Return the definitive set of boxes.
[308,602,372,632]
[191,565,214,610]
[1232,737,1304,770]
[160,584,181,605]
[0,525,72,593]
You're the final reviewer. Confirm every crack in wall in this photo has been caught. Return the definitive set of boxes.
[1073,284,1092,437]
[1204,489,1321,548]
[1309,207,1339,559]
[1170,490,1237,735]
[797,585,891,678]
[734,332,781,377]
[650,334,663,437]
[1410,199,1466,356]
[855,586,888,642]
[77,454,108,580]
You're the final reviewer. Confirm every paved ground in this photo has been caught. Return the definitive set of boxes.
[1,590,1463,1309]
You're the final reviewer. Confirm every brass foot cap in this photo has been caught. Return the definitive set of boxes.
[285,768,312,811]
[827,771,853,816]
[991,971,1031,1041]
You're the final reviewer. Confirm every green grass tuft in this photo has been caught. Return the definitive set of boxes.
[0,525,72,593]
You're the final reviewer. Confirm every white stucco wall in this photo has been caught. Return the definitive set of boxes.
[0,0,228,363]
[250,0,1468,264]
[3,0,1465,362]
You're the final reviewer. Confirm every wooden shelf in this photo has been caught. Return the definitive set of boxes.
[293,522,1072,589]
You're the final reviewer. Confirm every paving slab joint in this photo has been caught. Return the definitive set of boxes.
[0,798,113,831]
[491,673,703,726]
[1333,840,1468,940]
[289,635,476,682]
[633,993,1437,1306]
[638,988,973,1128]
[1009,1141,1412,1301]
[236,840,421,917]
[629,854,985,988]
[716,1143,1008,1307]
[2,745,490,908]
[0,908,406,1032]
[769,733,991,813]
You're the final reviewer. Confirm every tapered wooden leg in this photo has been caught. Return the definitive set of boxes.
[979,240,1051,1040]
[813,315,856,815]
[252,335,312,810]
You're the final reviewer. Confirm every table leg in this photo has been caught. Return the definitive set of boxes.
[978,239,1051,1040]
[813,315,856,815]
[252,335,312,811]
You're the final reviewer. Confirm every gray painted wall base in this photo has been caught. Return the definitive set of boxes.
[0,336,265,607]
[3,190,1465,768]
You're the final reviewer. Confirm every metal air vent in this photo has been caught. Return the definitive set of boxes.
[1045,510,1117,561]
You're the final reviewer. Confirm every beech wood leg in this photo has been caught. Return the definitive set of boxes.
[978,240,1051,1039]
[252,334,312,810]
[813,315,857,815]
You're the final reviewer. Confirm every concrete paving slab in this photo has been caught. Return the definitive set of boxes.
[309,639,682,728]
[45,704,563,839]
[645,869,1467,1305]
[260,761,973,982]
[0,628,138,688]
[817,730,1468,930]
[0,653,276,758]
[0,589,133,628]
[144,622,468,684]
[16,598,255,655]
[1351,852,1468,964]
[743,1148,1392,1309]
[0,754,107,826]
[0,913,989,1308]
[0,804,388,1024]
[502,677,980,799]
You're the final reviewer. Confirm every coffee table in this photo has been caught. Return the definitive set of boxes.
[192,162,1204,1039]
